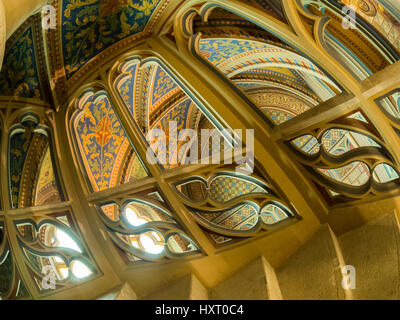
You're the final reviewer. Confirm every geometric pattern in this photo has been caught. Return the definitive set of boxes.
[294,127,392,185]
[150,65,179,112]
[198,37,336,125]
[209,176,267,203]
[292,134,320,155]
[177,173,292,245]
[34,147,61,206]
[203,204,259,231]
[319,162,370,187]
[264,109,294,125]
[249,90,312,125]
[199,38,328,80]
[373,163,399,183]
[340,0,400,52]
[34,148,60,206]
[151,98,199,169]
[260,204,288,225]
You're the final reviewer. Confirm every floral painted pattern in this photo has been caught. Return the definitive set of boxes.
[0,27,42,98]
[62,0,160,79]
[151,66,178,109]
[74,90,147,191]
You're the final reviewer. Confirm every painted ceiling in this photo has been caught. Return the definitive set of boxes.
[198,37,340,125]
[340,0,400,53]
[74,89,148,192]
[0,0,167,104]
[61,0,161,79]
[113,58,208,170]
[0,15,50,100]
[0,0,398,107]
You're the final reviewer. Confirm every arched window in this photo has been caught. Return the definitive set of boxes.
[1,110,98,299]
[114,57,223,169]
[16,212,96,288]
[299,0,399,79]
[66,54,300,262]
[179,2,400,206]
[184,7,342,128]
[8,113,62,208]
[3,0,400,300]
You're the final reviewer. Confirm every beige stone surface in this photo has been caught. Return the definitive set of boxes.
[210,256,282,300]
[3,0,46,38]
[277,225,345,300]
[338,212,400,300]
[143,274,208,300]
[97,282,138,300]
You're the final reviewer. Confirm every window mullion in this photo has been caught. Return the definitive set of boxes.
[155,178,216,256]
[4,215,40,299]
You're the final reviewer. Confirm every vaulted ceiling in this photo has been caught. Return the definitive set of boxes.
[0,0,168,105]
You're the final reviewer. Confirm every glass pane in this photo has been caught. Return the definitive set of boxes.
[98,193,200,263]
[378,90,400,118]
[373,163,399,183]
[291,135,320,155]
[175,173,294,245]
[15,212,96,291]
[321,129,380,155]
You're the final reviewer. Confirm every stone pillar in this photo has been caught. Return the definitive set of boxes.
[143,274,209,300]
[277,225,347,300]
[210,256,283,300]
[97,283,138,300]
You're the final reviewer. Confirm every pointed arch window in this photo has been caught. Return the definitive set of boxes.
[104,54,300,248]
[1,110,99,299]
[299,0,399,79]
[8,113,63,208]
[183,7,342,128]
[114,57,226,169]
